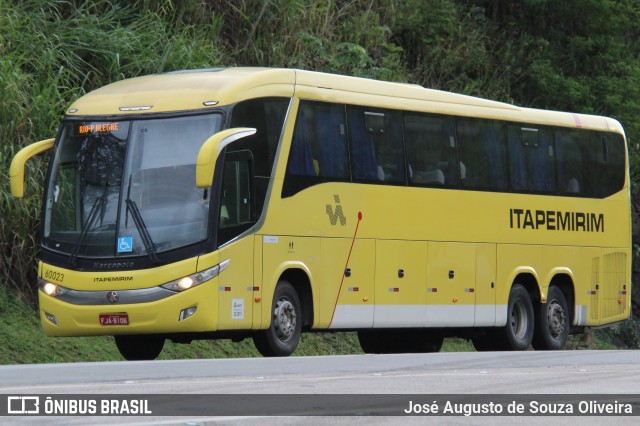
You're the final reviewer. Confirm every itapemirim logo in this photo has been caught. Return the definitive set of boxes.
[325,194,347,226]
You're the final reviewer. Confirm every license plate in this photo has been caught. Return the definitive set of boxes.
[99,313,129,326]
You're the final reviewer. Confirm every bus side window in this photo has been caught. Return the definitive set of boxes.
[282,101,349,197]
[230,97,289,218]
[218,151,253,246]
[405,113,456,187]
[599,133,625,197]
[555,129,585,195]
[580,132,626,198]
[348,106,404,184]
[287,106,316,177]
[457,119,507,190]
[508,125,555,193]
[315,105,349,179]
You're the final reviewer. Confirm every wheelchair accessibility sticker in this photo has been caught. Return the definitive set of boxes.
[117,236,133,253]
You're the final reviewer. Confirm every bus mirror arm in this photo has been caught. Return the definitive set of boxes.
[10,138,55,198]
[195,127,256,188]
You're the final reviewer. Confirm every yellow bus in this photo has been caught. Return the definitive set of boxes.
[11,68,630,360]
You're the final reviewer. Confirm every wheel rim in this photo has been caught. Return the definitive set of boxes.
[510,298,528,339]
[547,300,566,339]
[273,298,296,342]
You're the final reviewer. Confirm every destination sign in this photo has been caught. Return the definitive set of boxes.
[78,122,120,134]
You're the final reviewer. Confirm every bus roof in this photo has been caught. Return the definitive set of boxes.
[66,67,623,134]
[66,68,296,116]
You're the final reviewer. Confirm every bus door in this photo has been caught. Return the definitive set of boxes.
[216,151,255,330]
[374,240,427,327]
[426,242,476,326]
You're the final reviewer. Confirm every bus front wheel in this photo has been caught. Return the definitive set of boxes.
[114,334,164,361]
[253,281,302,357]
[532,286,569,350]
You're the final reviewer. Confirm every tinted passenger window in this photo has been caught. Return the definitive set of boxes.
[555,129,588,195]
[405,113,458,187]
[348,106,404,183]
[555,129,625,198]
[508,125,555,192]
[282,101,349,197]
[600,133,626,197]
[457,119,507,190]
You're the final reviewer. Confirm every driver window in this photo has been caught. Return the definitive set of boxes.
[218,151,253,246]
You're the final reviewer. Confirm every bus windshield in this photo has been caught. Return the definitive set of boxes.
[43,114,222,260]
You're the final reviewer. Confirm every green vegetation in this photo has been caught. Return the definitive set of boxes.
[2,0,640,363]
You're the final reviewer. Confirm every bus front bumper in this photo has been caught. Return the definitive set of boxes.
[38,279,219,337]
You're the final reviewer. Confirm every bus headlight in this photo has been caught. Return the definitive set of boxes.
[43,283,58,295]
[161,259,230,292]
[177,277,194,290]
[38,278,70,298]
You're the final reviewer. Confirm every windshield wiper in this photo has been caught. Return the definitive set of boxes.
[125,198,160,264]
[68,191,105,266]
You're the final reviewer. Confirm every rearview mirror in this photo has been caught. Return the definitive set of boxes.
[10,138,55,198]
[195,127,256,188]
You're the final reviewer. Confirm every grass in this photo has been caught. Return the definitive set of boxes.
[441,338,474,352]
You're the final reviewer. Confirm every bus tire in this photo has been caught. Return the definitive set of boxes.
[502,284,534,350]
[253,281,302,357]
[532,286,570,350]
[114,335,164,361]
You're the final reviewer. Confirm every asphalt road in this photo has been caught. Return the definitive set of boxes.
[1,350,639,425]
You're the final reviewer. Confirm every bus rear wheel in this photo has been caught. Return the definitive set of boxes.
[502,284,534,350]
[114,334,164,361]
[253,281,302,357]
[473,285,534,351]
[532,286,569,350]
